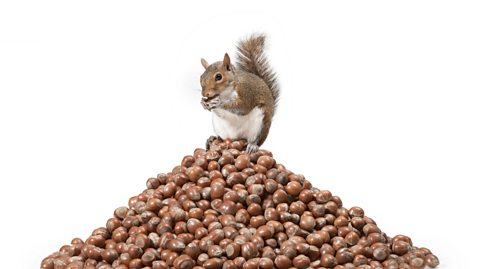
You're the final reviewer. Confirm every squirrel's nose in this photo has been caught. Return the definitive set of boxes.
[205,91,216,98]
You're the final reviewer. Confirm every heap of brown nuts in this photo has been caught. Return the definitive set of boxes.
[41,139,439,269]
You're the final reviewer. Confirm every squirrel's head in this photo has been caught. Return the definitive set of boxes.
[200,53,235,99]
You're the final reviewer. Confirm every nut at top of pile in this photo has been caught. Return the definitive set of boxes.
[41,138,440,269]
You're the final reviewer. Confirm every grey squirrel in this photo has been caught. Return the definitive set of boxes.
[200,34,280,153]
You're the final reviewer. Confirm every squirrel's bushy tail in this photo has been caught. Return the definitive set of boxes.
[236,33,280,113]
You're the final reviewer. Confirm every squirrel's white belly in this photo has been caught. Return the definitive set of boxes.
[212,106,264,143]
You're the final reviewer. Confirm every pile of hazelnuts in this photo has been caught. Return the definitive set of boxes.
[41,139,439,269]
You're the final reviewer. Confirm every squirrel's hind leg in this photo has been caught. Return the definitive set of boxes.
[246,142,259,153]
[206,135,221,150]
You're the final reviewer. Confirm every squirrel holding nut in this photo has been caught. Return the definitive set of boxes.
[200,34,280,153]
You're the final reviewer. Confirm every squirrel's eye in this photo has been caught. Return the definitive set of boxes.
[215,73,222,81]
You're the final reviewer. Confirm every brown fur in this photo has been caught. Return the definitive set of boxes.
[236,33,280,114]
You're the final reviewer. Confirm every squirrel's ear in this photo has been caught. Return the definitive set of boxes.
[223,53,232,71]
[201,58,209,69]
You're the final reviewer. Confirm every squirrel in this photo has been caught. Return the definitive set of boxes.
[200,33,280,153]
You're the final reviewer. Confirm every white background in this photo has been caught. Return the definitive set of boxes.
[1,1,479,268]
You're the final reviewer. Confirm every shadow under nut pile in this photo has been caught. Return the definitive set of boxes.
[41,139,439,269]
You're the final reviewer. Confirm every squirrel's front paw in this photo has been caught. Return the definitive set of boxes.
[201,96,220,111]
[201,99,211,111]
[208,97,220,110]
